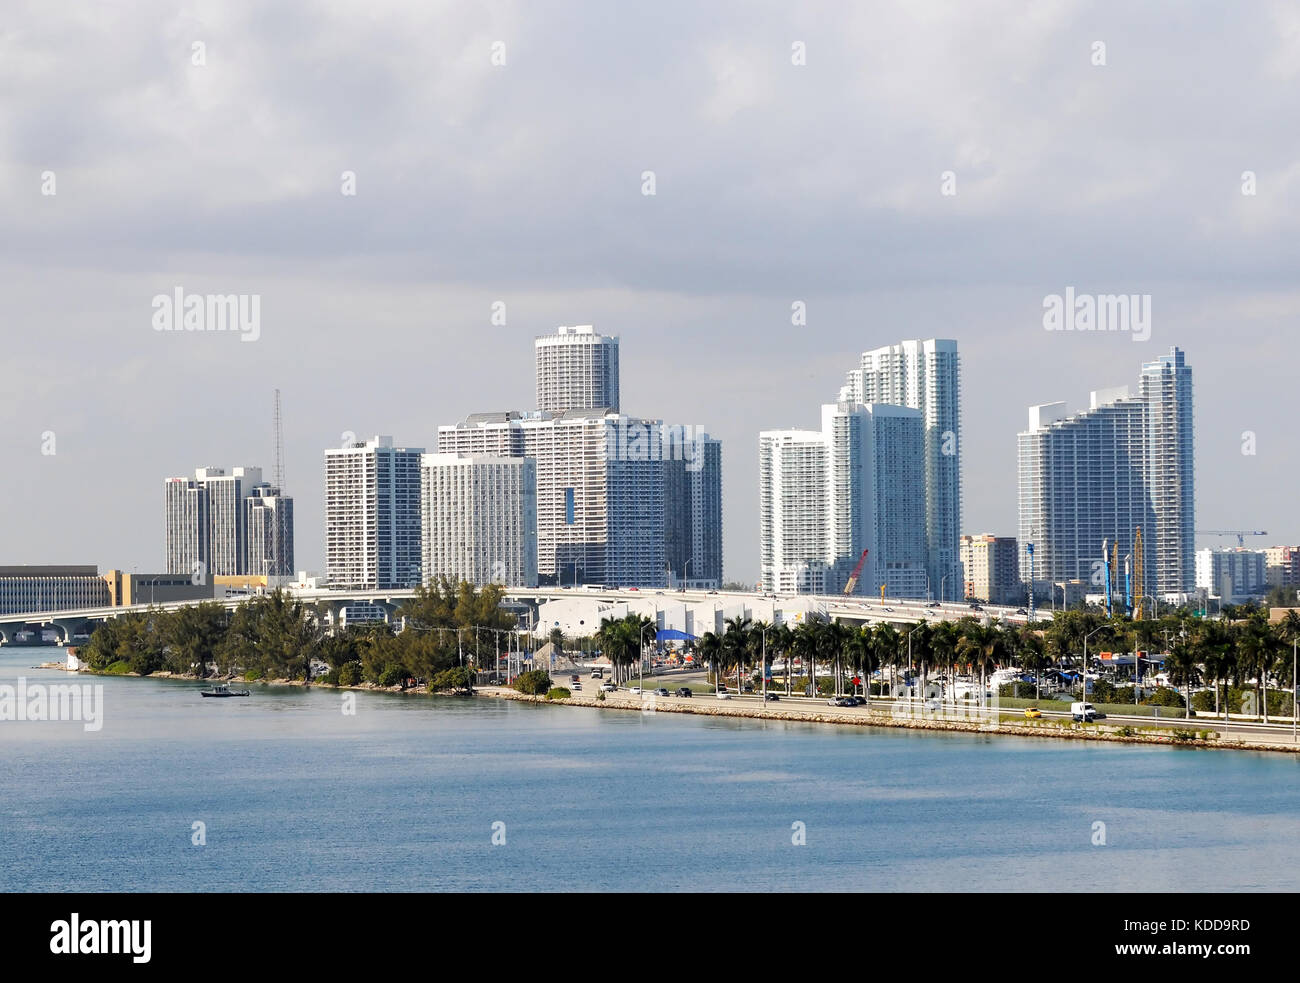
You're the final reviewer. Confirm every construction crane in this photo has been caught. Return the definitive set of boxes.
[843,549,869,596]
[1196,529,1268,548]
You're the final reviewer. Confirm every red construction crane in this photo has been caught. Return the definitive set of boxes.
[843,549,869,596]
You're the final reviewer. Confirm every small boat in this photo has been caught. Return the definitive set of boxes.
[200,683,250,698]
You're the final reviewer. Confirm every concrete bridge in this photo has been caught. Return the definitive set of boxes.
[0,585,1030,645]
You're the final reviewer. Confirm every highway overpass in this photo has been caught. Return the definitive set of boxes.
[0,584,1031,645]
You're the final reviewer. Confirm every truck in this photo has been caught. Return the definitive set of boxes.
[1071,701,1097,723]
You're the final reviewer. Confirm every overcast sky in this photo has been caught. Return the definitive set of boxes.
[3,1,1299,582]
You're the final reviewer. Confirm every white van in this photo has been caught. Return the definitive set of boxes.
[1071,701,1097,723]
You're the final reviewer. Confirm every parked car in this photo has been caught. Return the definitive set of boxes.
[653,688,670,697]
[674,687,693,698]
[716,684,728,693]
[741,684,754,693]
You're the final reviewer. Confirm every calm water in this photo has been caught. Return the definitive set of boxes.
[2,647,1299,892]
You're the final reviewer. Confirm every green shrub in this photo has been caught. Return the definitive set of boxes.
[338,662,362,686]
[377,663,406,688]
[1116,726,1135,737]
[102,660,132,675]
[546,687,571,700]
[513,670,552,696]
[596,689,606,701]
[243,668,264,681]
[318,669,340,685]
[1143,687,1185,708]
[1171,728,1197,742]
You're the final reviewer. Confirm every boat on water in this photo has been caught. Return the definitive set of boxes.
[200,683,250,698]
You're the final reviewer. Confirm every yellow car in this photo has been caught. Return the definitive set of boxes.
[1023,707,1042,719]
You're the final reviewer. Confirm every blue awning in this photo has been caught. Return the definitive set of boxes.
[654,628,697,641]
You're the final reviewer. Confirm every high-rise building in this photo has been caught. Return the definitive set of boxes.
[663,427,723,588]
[534,325,620,414]
[324,436,424,590]
[246,483,295,578]
[439,410,666,587]
[760,403,926,596]
[759,429,830,593]
[1264,546,1300,588]
[1139,348,1195,594]
[1017,346,1195,601]
[420,453,538,587]
[1195,548,1267,603]
[165,466,269,579]
[960,535,1023,605]
[837,339,962,594]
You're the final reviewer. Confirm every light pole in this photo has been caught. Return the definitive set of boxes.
[683,557,692,590]
[760,625,772,704]
[639,623,651,691]
[1083,626,1105,702]
[1293,638,1297,744]
[940,574,948,605]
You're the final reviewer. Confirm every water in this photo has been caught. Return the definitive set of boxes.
[2,646,1298,892]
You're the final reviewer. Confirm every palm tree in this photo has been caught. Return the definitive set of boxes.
[955,619,1004,708]
[872,623,900,697]
[698,631,722,688]
[929,620,961,704]
[792,622,819,696]
[844,625,874,700]
[1164,637,1199,720]
[723,616,752,692]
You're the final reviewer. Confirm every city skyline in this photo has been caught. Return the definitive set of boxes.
[6,4,1298,581]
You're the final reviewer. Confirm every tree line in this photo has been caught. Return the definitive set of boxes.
[696,605,1300,718]
[77,579,517,692]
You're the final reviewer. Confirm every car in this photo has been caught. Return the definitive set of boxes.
[1016,608,1028,615]
[741,684,754,693]
[570,674,580,683]
[927,601,941,608]
[628,686,642,695]
[707,590,719,595]
[590,669,604,679]
[716,684,728,693]
[653,688,670,697]
[573,681,582,690]
[763,693,780,702]
[599,682,616,692]
[846,695,866,706]
[828,696,851,707]
[716,691,732,700]
[884,607,894,612]
[1024,707,1042,719]
[628,587,639,591]
[674,687,693,698]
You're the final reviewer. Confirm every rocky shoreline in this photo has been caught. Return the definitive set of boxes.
[482,687,1300,755]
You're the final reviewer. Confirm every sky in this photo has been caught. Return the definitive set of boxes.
[3,0,1299,582]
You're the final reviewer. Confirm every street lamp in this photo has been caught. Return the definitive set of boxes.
[940,574,948,605]
[1083,626,1106,702]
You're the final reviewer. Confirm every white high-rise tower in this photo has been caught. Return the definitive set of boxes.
[534,325,620,414]
[838,339,962,596]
